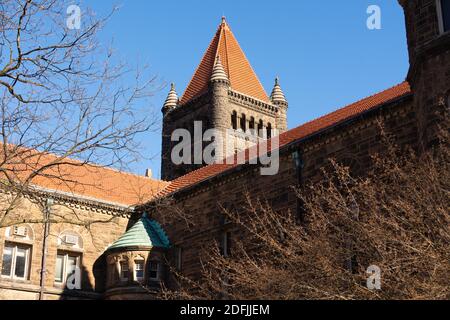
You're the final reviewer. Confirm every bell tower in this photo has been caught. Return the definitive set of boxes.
[399,0,450,147]
[161,18,288,181]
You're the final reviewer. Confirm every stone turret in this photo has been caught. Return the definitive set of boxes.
[210,56,231,160]
[271,77,288,133]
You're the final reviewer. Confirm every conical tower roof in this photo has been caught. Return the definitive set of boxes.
[180,17,269,104]
[108,215,170,251]
[270,77,287,104]
[163,83,179,109]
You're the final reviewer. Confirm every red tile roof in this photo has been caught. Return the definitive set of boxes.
[161,81,412,196]
[180,18,269,105]
[0,146,169,207]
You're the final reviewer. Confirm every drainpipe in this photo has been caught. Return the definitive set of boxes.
[292,150,305,223]
[39,198,53,300]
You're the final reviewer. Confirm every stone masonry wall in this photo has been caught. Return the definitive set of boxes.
[0,197,130,300]
[155,95,418,285]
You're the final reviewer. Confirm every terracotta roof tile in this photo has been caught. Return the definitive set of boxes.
[161,81,412,196]
[1,147,169,207]
[180,18,269,104]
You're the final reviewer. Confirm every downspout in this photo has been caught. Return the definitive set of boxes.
[39,198,53,300]
[291,149,305,223]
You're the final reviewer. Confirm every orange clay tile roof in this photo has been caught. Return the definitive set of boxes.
[180,18,269,105]
[161,81,412,196]
[0,146,169,207]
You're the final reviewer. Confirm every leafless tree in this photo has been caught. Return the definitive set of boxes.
[0,0,161,229]
[162,117,450,300]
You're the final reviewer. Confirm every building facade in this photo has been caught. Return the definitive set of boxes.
[0,0,449,300]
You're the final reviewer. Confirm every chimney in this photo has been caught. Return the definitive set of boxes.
[145,169,152,179]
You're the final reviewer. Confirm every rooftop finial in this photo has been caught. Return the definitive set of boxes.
[163,83,178,110]
[270,77,287,105]
[210,56,229,83]
[221,16,226,24]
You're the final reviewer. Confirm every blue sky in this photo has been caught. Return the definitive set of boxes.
[86,0,409,179]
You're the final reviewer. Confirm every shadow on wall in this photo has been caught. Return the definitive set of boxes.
[58,263,97,300]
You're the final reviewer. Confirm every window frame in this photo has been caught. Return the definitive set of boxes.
[120,261,129,282]
[54,251,81,287]
[134,259,145,282]
[1,242,31,281]
[437,0,450,34]
[148,261,160,281]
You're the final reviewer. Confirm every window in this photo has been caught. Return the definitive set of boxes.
[231,111,237,130]
[220,232,231,257]
[1,243,31,280]
[120,261,129,282]
[174,247,182,271]
[267,123,272,139]
[249,117,255,134]
[438,0,450,33]
[148,261,160,281]
[240,114,246,131]
[258,120,264,138]
[134,260,145,282]
[55,252,81,287]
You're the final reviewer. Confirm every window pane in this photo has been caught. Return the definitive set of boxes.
[55,255,64,283]
[1,246,13,277]
[149,262,158,279]
[120,262,129,280]
[442,0,450,31]
[66,256,77,279]
[14,247,27,278]
[135,261,144,280]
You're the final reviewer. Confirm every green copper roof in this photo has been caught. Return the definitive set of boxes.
[108,215,170,251]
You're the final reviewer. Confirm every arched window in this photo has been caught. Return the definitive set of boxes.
[249,117,255,134]
[267,123,272,139]
[55,231,83,288]
[240,114,246,131]
[258,120,264,138]
[231,111,237,130]
[1,225,34,281]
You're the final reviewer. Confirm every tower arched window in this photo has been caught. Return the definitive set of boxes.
[258,120,264,138]
[267,123,272,139]
[240,114,246,131]
[249,117,255,134]
[231,111,237,130]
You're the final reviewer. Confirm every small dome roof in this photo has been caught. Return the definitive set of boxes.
[270,77,287,104]
[163,83,178,109]
[210,56,229,83]
[108,214,170,251]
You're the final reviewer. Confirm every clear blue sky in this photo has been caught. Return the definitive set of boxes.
[86,0,409,179]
